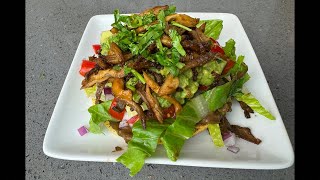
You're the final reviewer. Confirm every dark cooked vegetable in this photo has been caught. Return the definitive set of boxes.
[238,101,254,118]
[230,125,262,144]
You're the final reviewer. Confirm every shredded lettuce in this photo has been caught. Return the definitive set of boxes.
[161,82,232,161]
[117,119,173,176]
[234,93,275,120]
[208,124,224,147]
[197,19,223,40]
[223,39,236,61]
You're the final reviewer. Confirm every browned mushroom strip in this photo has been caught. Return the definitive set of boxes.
[127,57,159,71]
[111,78,132,101]
[95,80,108,104]
[145,85,163,123]
[84,66,100,80]
[180,52,200,62]
[189,28,210,43]
[92,57,109,69]
[104,42,125,64]
[135,20,159,34]
[110,27,118,34]
[231,125,262,145]
[143,71,160,93]
[118,98,147,129]
[197,111,223,125]
[181,51,217,71]
[123,53,134,61]
[158,74,179,96]
[198,22,206,33]
[238,101,253,118]
[81,69,125,89]
[161,35,172,48]
[165,14,199,27]
[137,90,153,110]
[219,116,232,134]
[139,5,169,16]
[164,23,186,35]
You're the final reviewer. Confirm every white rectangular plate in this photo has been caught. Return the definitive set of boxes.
[43,13,294,169]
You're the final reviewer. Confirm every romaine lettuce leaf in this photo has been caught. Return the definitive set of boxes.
[161,82,232,161]
[203,81,232,112]
[197,19,223,40]
[234,93,275,120]
[223,39,236,61]
[208,124,224,147]
[88,100,118,124]
[117,119,173,176]
[88,118,103,134]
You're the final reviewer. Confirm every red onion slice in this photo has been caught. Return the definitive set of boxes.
[222,132,232,141]
[227,146,240,154]
[223,132,236,147]
[77,126,88,136]
[104,87,112,95]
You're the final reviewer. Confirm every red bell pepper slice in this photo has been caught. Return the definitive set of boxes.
[109,98,126,120]
[210,38,225,55]
[92,44,101,54]
[79,60,96,76]
[222,59,235,75]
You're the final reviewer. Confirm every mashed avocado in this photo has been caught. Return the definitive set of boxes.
[174,69,199,104]
[174,60,227,104]
[196,60,227,86]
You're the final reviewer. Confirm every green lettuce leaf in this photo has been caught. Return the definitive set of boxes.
[161,82,232,161]
[230,73,250,95]
[160,95,209,161]
[117,119,173,176]
[88,118,103,134]
[203,81,232,111]
[223,39,236,61]
[208,124,224,147]
[88,100,118,124]
[234,93,275,120]
[197,19,223,40]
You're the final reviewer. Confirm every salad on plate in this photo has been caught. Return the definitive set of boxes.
[78,5,275,176]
